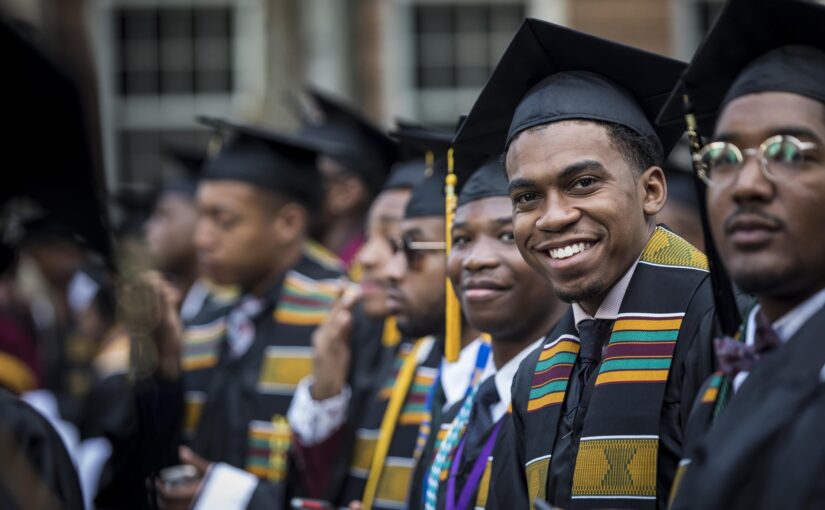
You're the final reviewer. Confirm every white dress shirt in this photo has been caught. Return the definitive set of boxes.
[734,286,825,391]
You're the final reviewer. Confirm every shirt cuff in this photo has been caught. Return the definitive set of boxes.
[193,463,258,510]
[287,376,350,446]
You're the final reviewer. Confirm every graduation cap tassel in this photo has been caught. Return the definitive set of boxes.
[682,93,742,336]
[444,148,461,363]
[425,150,434,177]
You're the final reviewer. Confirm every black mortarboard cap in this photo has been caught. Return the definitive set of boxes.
[198,116,326,209]
[1,16,111,263]
[110,184,157,237]
[457,158,509,207]
[161,145,204,197]
[390,121,454,159]
[302,88,398,194]
[657,0,825,134]
[454,18,686,163]
[383,158,428,191]
[404,161,447,219]
[385,122,453,192]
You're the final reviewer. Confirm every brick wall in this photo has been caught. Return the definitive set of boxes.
[568,0,672,56]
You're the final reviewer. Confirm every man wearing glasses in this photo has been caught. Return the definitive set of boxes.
[658,0,825,508]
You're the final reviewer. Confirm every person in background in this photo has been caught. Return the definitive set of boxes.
[0,14,110,509]
[300,88,399,274]
[658,138,704,251]
[145,146,238,324]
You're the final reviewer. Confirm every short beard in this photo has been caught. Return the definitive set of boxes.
[731,265,799,297]
[555,279,606,306]
[397,310,445,339]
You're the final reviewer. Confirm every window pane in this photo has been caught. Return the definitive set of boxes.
[160,8,191,39]
[456,5,487,33]
[456,66,489,88]
[418,66,454,88]
[419,33,454,67]
[121,8,157,40]
[417,5,453,34]
[195,8,231,38]
[456,33,488,67]
[196,70,232,93]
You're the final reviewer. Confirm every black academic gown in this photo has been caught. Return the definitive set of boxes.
[487,227,717,510]
[252,336,440,510]
[183,247,345,497]
[330,337,441,509]
[97,243,344,510]
[245,307,389,507]
[671,302,825,510]
[0,389,84,510]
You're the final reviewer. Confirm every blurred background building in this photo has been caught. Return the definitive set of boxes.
[1,0,732,197]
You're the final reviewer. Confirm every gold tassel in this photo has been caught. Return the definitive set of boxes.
[444,148,461,362]
[425,150,434,177]
[381,315,401,348]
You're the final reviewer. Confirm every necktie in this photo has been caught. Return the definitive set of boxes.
[226,295,266,359]
[715,309,782,377]
[575,318,615,388]
[464,377,500,449]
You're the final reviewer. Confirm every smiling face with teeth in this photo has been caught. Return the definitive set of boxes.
[448,196,564,349]
[505,120,667,315]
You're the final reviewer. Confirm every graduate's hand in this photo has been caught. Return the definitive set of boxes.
[310,283,361,400]
[179,445,212,474]
[155,478,200,510]
[154,447,211,510]
[348,501,363,510]
[143,271,184,380]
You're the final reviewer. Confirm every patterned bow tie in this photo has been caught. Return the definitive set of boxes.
[715,310,782,378]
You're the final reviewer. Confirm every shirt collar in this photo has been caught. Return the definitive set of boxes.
[746,286,825,346]
[572,258,640,328]
[494,337,544,410]
[772,286,825,342]
[441,337,496,408]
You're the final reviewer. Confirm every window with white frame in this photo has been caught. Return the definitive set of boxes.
[409,2,525,125]
[115,7,234,96]
[92,0,265,187]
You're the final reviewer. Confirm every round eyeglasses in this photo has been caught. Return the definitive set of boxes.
[697,134,817,187]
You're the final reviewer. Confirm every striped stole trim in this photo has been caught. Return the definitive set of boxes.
[181,318,225,371]
[399,367,438,425]
[701,372,725,403]
[595,313,684,386]
[245,417,291,481]
[257,346,313,395]
[273,271,341,326]
[303,240,345,272]
[527,335,580,412]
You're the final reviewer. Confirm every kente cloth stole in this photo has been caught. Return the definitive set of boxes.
[362,337,431,510]
[524,227,708,509]
[181,249,343,482]
[667,314,751,508]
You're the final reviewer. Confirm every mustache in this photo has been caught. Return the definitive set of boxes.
[723,206,785,233]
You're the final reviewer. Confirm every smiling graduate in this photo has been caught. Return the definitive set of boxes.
[453,18,720,510]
